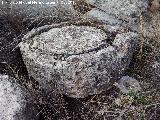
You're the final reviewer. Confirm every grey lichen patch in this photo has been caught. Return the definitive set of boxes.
[20,25,138,98]
[24,25,107,55]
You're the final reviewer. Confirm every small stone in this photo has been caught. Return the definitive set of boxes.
[117,76,141,94]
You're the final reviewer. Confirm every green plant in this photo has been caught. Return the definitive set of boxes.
[127,90,148,105]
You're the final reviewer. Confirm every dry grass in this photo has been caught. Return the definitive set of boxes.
[1,54,160,120]
[0,1,160,119]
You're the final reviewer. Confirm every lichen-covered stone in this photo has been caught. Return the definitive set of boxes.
[0,74,38,120]
[85,8,121,26]
[20,25,138,98]
[117,76,141,94]
[85,0,149,31]
[86,0,148,17]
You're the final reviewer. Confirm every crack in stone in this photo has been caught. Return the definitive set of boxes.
[47,37,114,61]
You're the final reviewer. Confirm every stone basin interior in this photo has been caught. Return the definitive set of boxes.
[29,26,111,55]
[25,25,115,62]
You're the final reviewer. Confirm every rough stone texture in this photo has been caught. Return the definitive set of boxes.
[117,76,141,94]
[0,74,38,120]
[85,0,149,31]
[85,8,121,26]
[20,25,138,98]
[86,0,148,18]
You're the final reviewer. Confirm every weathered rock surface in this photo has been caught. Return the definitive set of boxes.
[86,0,148,17]
[20,25,138,98]
[85,0,149,31]
[0,74,38,120]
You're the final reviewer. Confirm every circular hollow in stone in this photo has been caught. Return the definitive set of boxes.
[118,76,141,94]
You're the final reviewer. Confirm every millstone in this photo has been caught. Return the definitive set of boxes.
[20,25,138,98]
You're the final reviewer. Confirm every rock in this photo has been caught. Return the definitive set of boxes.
[117,76,141,94]
[20,25,138,98]
[84,0,149,31]
[86,0,148,18]
[0,74,39,120]
[85,8,122,26]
